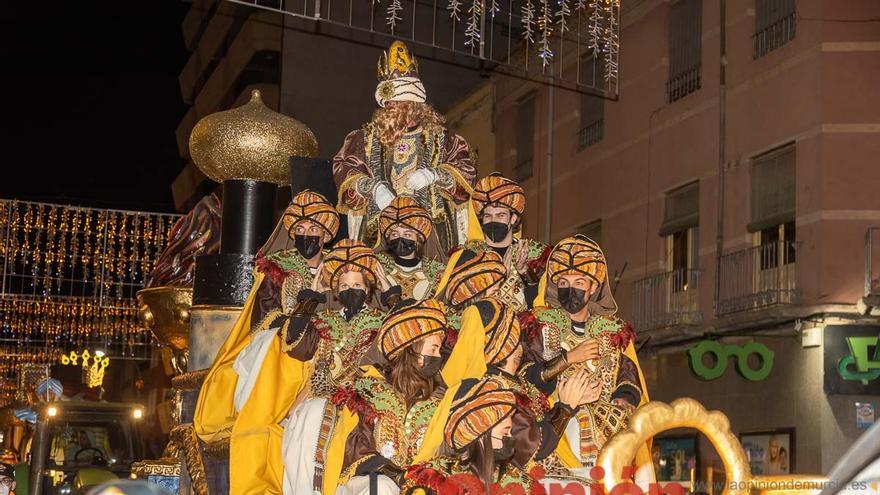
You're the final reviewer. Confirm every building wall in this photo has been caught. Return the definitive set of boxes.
[445,82,496,178]
[173,2,284,211]
[479,0,880,473]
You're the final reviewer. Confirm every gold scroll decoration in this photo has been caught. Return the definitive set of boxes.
[597,398,827,495]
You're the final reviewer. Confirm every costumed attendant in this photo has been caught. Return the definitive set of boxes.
[401,377,544,494]
[375,197,446,301]
[331,298,483,495]
[280,240,399,495]
[333,40,476,252]
[233,190,340,413]
[438,249,506,344]
[480,300,602,469]
[532,235,652,483]
[193,191,341,494]
[439,174,549,312]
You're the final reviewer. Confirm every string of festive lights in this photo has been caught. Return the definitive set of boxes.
[0,200,180,407]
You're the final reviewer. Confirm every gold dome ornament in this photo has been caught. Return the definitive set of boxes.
[188,89,319,185]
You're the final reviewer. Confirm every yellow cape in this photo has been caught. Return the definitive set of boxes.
[321,304,487,494]
[193,271,310,494]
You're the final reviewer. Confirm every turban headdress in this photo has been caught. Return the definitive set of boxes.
[547,235,607,286]
[320,239,381,290]
[379,299,448,360]
[378,197,433,244]
[445,377,517,451]
[282,190,340,243]
[443,250,506,307]
[482,300,522,365]
[471,174,526,218]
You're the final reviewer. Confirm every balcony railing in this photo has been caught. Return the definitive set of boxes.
[632,268,702,332]
[866,227,880,297]
[577,120,604,151]
[666,65,701,103]
[753,11,796,58]
[718,241,799,314]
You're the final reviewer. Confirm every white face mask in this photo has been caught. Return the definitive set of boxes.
[0,483,11,495]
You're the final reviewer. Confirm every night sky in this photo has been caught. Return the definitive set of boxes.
[0,2,189,213]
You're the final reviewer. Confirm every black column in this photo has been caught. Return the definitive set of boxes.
[220,179,276,255]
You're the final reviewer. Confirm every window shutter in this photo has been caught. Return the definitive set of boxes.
[749,144,796,232]
[577,219,602,245]
[660,181,699,236]
[667,0,702,102]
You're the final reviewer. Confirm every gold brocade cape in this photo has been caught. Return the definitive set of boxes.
[321,302,488,495]
[533,273,654,477]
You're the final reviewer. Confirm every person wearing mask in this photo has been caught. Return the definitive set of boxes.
[401,377,544,494]
[278,240,399,495]
[329,299,479,494]
[480,298,602,468]
[438,174,550,313]
[375,197,446,301]
[531,235,652,482]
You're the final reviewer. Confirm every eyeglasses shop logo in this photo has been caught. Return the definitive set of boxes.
[838,336,880,384]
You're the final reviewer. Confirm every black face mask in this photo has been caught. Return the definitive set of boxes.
[294,234,322,259]
[419,355,443,378]
[492,435,516,462]
[557,287,588,314]
[338,288,367,316]
[482,222,511,243]
[388,237,417,258]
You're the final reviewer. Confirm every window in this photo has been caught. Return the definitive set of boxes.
[667,0,702,103]
[749,143,795,233]
[661,182,700,291]
[754,0,796,58]
[577,219,602,245]
[751,144,796,273]
[758,221,796,269]
[514,94,536,182]
[578,56,605,151]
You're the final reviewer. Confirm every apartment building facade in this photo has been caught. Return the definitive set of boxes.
[470,0,880,475]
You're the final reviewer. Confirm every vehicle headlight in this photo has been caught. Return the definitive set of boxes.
[132,407,143,420]
[47,406,58,418]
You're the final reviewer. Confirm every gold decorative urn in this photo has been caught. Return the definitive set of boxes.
[137,286,193,374]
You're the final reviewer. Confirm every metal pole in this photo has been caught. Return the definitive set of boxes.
[714,0,727,316]
[544,79,555,244]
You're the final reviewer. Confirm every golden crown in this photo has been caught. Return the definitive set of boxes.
[377,40,420,81]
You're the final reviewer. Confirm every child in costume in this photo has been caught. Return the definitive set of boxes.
[374,197,446,301]
[233,190,341,413]
[436,249,507,355]
[401,376,545,495]
[531,235,652,482]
